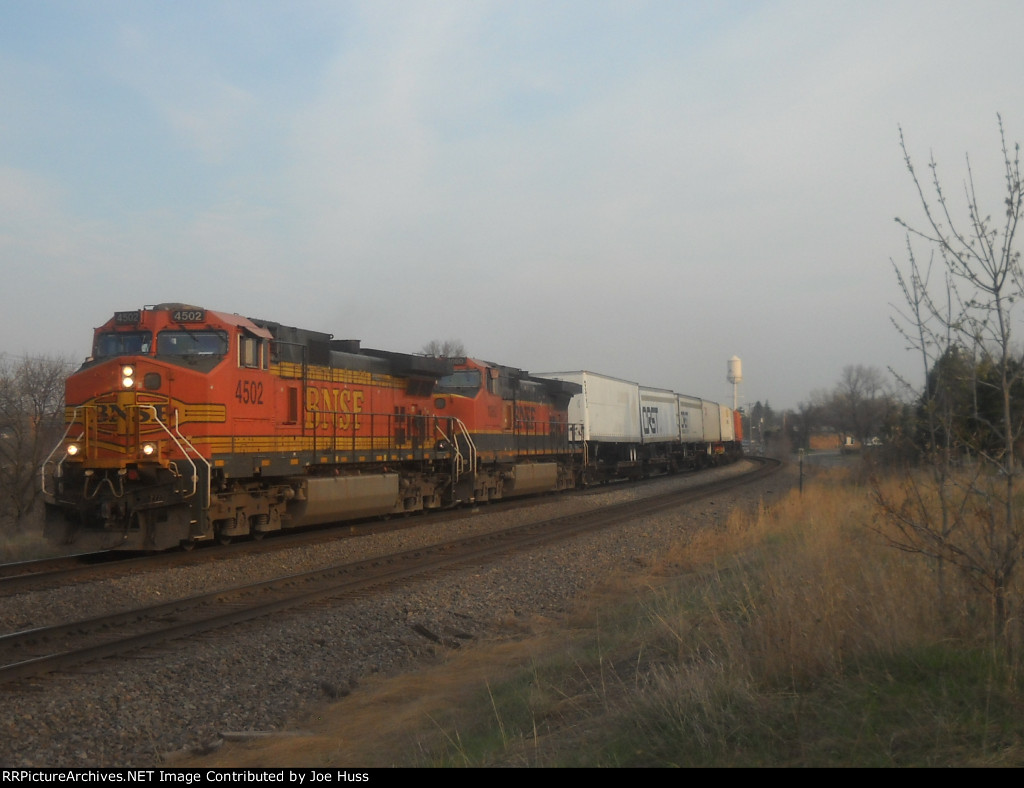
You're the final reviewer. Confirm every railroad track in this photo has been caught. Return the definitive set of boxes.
[0,551,154,594]
[0,479,589,595]
[0,457,780,687]
[0,554,106,582]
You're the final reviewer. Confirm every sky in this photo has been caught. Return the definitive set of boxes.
[2,0,1023,411]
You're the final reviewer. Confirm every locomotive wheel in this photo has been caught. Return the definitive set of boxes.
[212,515,234,546]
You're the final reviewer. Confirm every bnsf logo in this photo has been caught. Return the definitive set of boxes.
[305,385,365,431]
[515,404,538,425]
[75,395,225,430]
[94,402,170,424]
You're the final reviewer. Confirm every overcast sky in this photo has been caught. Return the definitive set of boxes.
[2,1,1022,411]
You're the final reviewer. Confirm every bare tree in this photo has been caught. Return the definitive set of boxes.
[0,354,74,531]
[881,115,1024,649]
[831,364,892,447]
[421,339,466,358]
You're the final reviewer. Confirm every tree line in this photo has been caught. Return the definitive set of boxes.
[879,114,1024,654]
[0,354,74,532]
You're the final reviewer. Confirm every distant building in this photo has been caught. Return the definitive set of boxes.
[807,430,861,452]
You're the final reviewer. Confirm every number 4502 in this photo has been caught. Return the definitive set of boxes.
[235,380,264,404]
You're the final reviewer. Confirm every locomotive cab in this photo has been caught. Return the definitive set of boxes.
[434,358,579,448]
[432,358,581,502]
[42,304,278,550]
[433,360,507,437]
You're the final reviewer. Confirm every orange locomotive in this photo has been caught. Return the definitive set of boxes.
[434,357,580,502]
[42,303,582,551]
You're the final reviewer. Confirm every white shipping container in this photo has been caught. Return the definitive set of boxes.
[702,400,722,442]
[677,394,704,443]
[536,371,641,443]
[720,404,735,442]
[639,386,680,444]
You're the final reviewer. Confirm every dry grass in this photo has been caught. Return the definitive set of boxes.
[172,465,1024,767]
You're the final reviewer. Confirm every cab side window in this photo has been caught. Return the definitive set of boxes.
[240,335,261,369]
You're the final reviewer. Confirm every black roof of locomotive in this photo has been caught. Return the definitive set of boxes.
[248,317,452,380]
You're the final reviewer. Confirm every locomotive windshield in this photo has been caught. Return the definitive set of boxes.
[157,330,229,357]
[435,369,481,396]
[95,331,152,358]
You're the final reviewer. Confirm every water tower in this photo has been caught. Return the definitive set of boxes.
[727,356,742,410]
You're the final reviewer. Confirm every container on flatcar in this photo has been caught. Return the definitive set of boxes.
[534,371,645,482]
[677,394,705,445]
[720,404,735,443]
[639,386,681,445]
[535,371,641,444]
[701,400,722,443]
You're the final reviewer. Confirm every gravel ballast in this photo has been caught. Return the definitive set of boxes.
[1,461,791,767]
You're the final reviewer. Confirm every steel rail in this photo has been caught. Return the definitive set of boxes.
[0,458,780,686]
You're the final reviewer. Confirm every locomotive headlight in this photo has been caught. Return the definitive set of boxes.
[141,442,157,457]
[121,365,135,389]
[66,442,80,456]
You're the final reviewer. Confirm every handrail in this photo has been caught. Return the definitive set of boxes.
[173,410,212,512]
[453,417,477,480]
[435,417,476,485]
[305,408,430,455]
[434,421,461,480]
[138,405,210,506]
[513,417,585,455]
[40,406,86,497]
